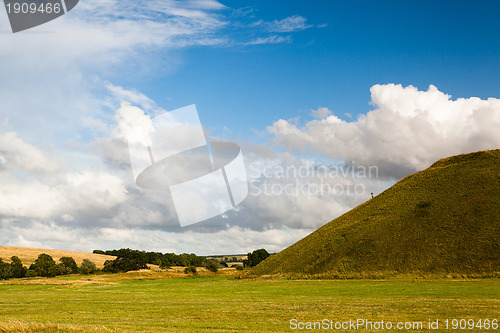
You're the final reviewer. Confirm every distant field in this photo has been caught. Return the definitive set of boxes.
[0,273,498,332]
[0,246,115,268]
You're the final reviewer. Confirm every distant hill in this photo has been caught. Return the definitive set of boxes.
[251,150,500,278]
[0,246,115,268]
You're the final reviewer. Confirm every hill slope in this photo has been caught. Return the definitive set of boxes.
[0,246,115,268]
[252,150,500,277]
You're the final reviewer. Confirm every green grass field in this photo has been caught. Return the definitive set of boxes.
[0,274,498,332]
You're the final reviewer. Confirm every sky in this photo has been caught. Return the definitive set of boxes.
[0,0,499,255]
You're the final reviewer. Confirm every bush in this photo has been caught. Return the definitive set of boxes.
[25,269,38,277]
[204,260,219,273]
[59,257,78,274]
[10,256,27,278]
[101,249,148,273]
[244,249,270,267]
[103,260,116,273]
[48,264,65,277]
[79,259,96,275]
[235,265,244,271]
[184,266,197,274]
[29,254,56,277]
[0,259,11,280]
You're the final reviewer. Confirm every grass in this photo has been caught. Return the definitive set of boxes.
[0,246,115,269]
[0,273,498,332]
[251,149,500,277]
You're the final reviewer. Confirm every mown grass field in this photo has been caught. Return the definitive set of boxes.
[0,273,498,332]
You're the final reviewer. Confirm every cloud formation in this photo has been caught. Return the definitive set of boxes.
[270,84,500,178]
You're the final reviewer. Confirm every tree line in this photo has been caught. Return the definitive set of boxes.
[94,248,219,272]
[0,248,271,280]
[0,254,96,279]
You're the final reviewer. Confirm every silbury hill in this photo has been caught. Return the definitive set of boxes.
[251,150,500,278]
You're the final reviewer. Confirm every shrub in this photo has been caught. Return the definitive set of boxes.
[245,249,270,267]
[29,254,56,277]
[10,256,27,278]
[235,265,244,271]
[204,260,219,273]
[79,259,96,275]
[25,269,38,277]
[59,257,78,274]
[0,259,11,280]
[184,266,197,274]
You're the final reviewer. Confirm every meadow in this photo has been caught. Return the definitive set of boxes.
[0,272,498,332]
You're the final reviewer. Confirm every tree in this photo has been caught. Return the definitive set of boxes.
[79,259,96,275]
[103,260,116,273]
[245,249,270,267]
[59,257,78,275]
[204,260,219,273]
[25,269,38,277]
[10,256,27,278]
[48,264,65,277]
[184,266,197,274]
[101,249,149,273]
[29,253,56,277]
[0,259,11,280]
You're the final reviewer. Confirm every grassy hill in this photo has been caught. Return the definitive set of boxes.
[251,150,500,278]
[0,246,115,268]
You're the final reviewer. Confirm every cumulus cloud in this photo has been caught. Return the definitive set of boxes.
[0,218,312,254]
[0,132,61,173]
[311,107,332,119]
[269,84,500,178]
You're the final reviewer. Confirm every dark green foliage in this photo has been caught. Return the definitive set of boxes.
[103,260,115,273]
[25,269,37,277]
[100,249,148,273]
[29,253,56,277]
[252,150,500,277]
[184,266,197,274]
[204,260,219,273]
[244,249,270,267]
[97,248,207,268]
[0,258,11,280]
[48,264,66,277]
[59,256,78,274]
[79,259,97,275]
[10,256,27,278]
[235,265,244,271]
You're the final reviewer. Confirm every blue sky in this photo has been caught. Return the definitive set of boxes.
[113,0,500,137]
[0,0,499,254]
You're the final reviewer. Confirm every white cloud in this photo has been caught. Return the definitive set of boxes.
[251,15,312,33]
[311,107,332,119]
[0,219,312,255]
[0,132,61,173]
[267,15,312,33]
[245,35,291,45]
[269,84,500,177]
[0,168,128,220]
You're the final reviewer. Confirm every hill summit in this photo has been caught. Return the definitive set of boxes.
[251,150,500,277]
